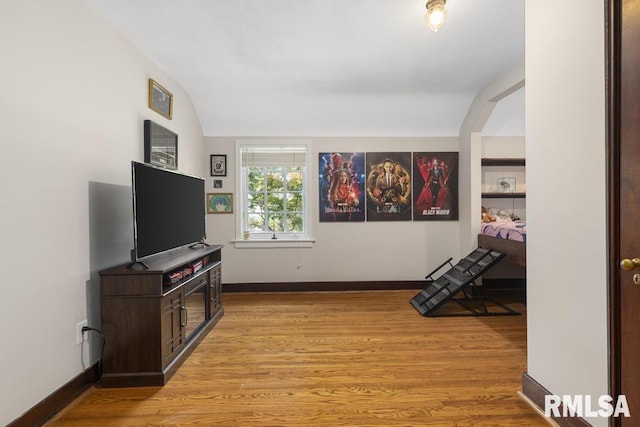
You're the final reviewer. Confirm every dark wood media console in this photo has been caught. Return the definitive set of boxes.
[99,244,223,387]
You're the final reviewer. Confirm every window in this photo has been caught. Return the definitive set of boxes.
[236,141,313,245]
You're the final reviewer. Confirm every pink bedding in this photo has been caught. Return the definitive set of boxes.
[480,220,527,242]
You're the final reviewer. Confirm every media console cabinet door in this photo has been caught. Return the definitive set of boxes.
[161,290,186,367]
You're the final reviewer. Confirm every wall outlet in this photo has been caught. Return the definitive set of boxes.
[76,320,88,344]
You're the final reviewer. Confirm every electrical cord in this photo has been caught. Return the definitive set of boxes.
[81,326,105,379]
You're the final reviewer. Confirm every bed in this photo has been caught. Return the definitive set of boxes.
[478,220,526,268]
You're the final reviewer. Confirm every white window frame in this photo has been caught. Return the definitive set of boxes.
[234,140,315,248]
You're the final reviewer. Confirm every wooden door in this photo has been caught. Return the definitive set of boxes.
[611,0,640,425]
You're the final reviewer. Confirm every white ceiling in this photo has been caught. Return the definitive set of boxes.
[84,0,525,137]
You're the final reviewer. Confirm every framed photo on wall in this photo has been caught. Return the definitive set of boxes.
[210,155,227,176]
[498,177,516,192]
[207,193,233,214]
[148,79,173,119]
[144,120,178,170]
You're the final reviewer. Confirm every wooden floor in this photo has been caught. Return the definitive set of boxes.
[49,290,547,426]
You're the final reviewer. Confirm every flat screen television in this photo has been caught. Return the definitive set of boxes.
[131,161,206,262]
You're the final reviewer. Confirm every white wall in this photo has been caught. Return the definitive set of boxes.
[481,136,526,159]
[0,1,204,424]
[205,137,461,283]
[525,1,608,426]
[483,87,526,136]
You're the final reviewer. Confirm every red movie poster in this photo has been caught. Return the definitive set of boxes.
[413,152,458,221]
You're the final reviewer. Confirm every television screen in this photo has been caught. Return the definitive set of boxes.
[132,161,206,260]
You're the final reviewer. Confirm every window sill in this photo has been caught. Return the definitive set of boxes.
[232,238,316,249]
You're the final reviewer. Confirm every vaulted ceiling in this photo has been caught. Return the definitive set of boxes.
[84,0,525,137]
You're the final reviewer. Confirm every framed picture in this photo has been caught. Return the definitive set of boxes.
[210,154,227,176]
[213,179,223,188]
[148,79,173,119]
[497,177,516,192]
[207,193,233,214]
[144,120,178,169]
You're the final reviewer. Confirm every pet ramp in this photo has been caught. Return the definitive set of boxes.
[410,248,520,317]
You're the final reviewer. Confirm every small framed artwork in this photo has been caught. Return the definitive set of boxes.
[207,193,233,214]
[213,179,223,188]
[210,154,227,176]
[148,79,173,119]
[497,177,516,192]
[144,120,178,169]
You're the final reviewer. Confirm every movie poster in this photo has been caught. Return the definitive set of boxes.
[413,152,459,220]
[319,152,365,222]
[365,152,412,221]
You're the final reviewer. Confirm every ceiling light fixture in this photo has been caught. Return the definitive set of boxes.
[425,0,448,32]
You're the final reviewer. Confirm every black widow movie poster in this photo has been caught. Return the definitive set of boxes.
[413,152,459,221]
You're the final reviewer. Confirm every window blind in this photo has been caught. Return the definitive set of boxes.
[241,146,306,168]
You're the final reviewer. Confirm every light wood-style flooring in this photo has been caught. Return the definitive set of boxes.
[49,290,546,426]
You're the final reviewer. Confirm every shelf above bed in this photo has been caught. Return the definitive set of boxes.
[482,192,526,199]
[481,158,526,166]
